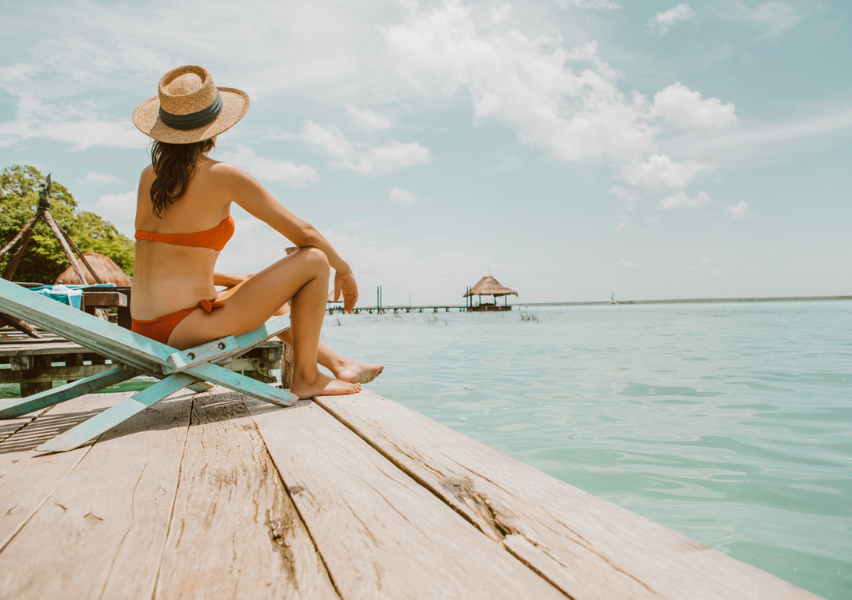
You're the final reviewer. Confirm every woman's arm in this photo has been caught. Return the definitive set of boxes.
[216,163,359,310]
[213,272,253,287]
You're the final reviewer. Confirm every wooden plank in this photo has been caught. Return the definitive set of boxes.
[0,404,48,444]
[316,391,820,600]
[0,367,135,419]
[0,343,82,357]
[0,363,116,384]
[81,291,127,308]
[0,392,129,551]
[35,373,196,452]
[0,389,193,599]
[156,388,338,600]
[183,362,297,406]
[244,397,565,600]
[0,416,36,445]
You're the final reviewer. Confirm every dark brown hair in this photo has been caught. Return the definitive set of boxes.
[149,138,215,217]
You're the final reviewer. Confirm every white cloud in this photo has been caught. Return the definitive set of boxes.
[609,185,640,210]
[0,101,147,150]
[622,154,714,192]
[84,172,121,184]
[725,201,753,220]
[346,105,392,131]
[733,2,801,37]
[358,141,432,173]
[94,190,136,237]
[300,121,431,175]
[300,121,353,158]
[615,214,629,232]
[381,1,736,196]
[219,144,319,187]
[673,107,852,165]
[617,259,636,267]
[557,0,620,9]
[657,190,710,210]
[382,5,656,164]
[389,188,417,203]
[652,83,737,132]
[648,4,695,34]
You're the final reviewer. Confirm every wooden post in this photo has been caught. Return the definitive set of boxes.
[56,223,103,284]
[42,212,87,286]
[17,355,53,397]
[0,212,40,262]
[0,312,41,338]
[2,213,39,280]
[64,353,81,383]
[280,343,295,389]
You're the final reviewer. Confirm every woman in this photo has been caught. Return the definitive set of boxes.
[131,65,381,399]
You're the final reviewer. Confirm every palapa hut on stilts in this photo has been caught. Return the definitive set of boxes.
[463,276,518,312]
[55,252,130,286]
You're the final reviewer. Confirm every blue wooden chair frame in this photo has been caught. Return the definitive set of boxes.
[0,278,297,452]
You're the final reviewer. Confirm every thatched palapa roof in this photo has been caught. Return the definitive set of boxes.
[55,252,131,286]
[328,289,343,303]
[463,276,518,298]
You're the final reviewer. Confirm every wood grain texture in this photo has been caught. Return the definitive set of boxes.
[156,388,338,600]
[0,389,193,599]
[0,392,129,551]
[316,391,819,600]
[245,397,566,600]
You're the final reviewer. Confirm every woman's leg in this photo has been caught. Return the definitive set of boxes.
[221,281,383,383]
[168,248,360,398]
[276,328,384,384]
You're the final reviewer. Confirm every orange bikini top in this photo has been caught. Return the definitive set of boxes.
[135,215,235,251]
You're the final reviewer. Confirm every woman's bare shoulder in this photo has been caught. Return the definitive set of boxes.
[139,163,155,184]
[206,158,263,190]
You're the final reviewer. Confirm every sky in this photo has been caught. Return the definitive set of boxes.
[1,0,850,306]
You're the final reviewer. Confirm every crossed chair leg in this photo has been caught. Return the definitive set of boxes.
[0,362,298,453]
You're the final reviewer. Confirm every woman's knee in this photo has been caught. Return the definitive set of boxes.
[302,247,330,276]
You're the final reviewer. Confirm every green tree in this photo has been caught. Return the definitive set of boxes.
[0,165,134,283]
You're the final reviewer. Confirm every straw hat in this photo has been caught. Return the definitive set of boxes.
[132,65,249,144]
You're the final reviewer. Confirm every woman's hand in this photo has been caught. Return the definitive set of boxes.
[334,271,359,313]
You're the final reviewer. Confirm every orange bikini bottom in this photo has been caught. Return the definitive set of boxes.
[131,298,225,345]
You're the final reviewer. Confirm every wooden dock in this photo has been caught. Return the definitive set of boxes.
[0,329,283,396]
[0,387,818,599]
[335,305,474,315]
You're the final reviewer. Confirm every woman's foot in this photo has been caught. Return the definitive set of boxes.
[291,370,361,400]
[333,359,385,384]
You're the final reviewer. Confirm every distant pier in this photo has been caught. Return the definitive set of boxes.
[329,304,501,314]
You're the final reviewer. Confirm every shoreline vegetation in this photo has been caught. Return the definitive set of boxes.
[519,295,852,307]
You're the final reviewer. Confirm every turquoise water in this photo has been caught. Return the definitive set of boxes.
[2,301,849,597]
[321,301,852,600]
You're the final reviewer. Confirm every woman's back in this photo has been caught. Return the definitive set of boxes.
[131,158,232,320]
